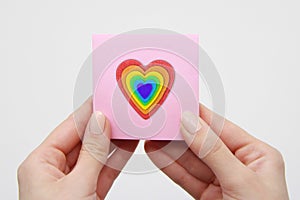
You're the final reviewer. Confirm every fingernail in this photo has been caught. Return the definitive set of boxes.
[181,111,202,134]
[89,112,106,134]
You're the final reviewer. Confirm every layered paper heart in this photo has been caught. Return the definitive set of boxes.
[116,59,175,119]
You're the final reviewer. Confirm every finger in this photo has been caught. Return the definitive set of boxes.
[65,142,82,173]
[181,111,250,184]
[41,97,92,154]
[97,140,139,199]
[145,141,208,199]
[145,141,215,183]
[199,104,256,152]
[69,112,110,186]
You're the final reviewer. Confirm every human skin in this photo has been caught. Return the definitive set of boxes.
[18,98,289,199]
[17,98,138,200]
[145,104,289,199]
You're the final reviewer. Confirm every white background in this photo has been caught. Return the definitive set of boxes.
[1,0,300,199]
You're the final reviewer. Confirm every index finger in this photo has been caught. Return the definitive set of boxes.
[40,97,93,154]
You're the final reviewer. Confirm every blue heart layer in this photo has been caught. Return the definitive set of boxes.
[137,83,153,99]
[133,79,158,105]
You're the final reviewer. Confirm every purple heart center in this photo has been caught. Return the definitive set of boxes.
[137,83,153,99]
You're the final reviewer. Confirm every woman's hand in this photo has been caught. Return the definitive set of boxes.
[18,98,137,200]
[145,105,289,199]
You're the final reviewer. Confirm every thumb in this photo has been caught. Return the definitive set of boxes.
[69,111,110,186]
[180,111,248,183]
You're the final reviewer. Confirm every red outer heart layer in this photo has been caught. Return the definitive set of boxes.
[116,59,175,119]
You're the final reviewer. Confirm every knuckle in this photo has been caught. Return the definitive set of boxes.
[83,137,109,162]
[17,160,30,181]
[41,148,66,170]
[196,127,224,159]
[202,138,223,159]
[270,148,285,170]
[208,139,223,156]
[17,163,25,178]
[67,112,74,121]
[83,143,107,158]
[173,173,189,187]
[17,151,39,180]
[189,130,206,155]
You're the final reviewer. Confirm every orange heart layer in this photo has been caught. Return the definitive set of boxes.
[116,59,175,119]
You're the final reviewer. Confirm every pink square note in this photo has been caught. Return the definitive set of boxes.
[93,34,199,140]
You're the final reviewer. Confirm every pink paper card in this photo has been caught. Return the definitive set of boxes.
[93,34,199,140]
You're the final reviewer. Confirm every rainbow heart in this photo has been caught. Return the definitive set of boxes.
[116,59,175,119]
